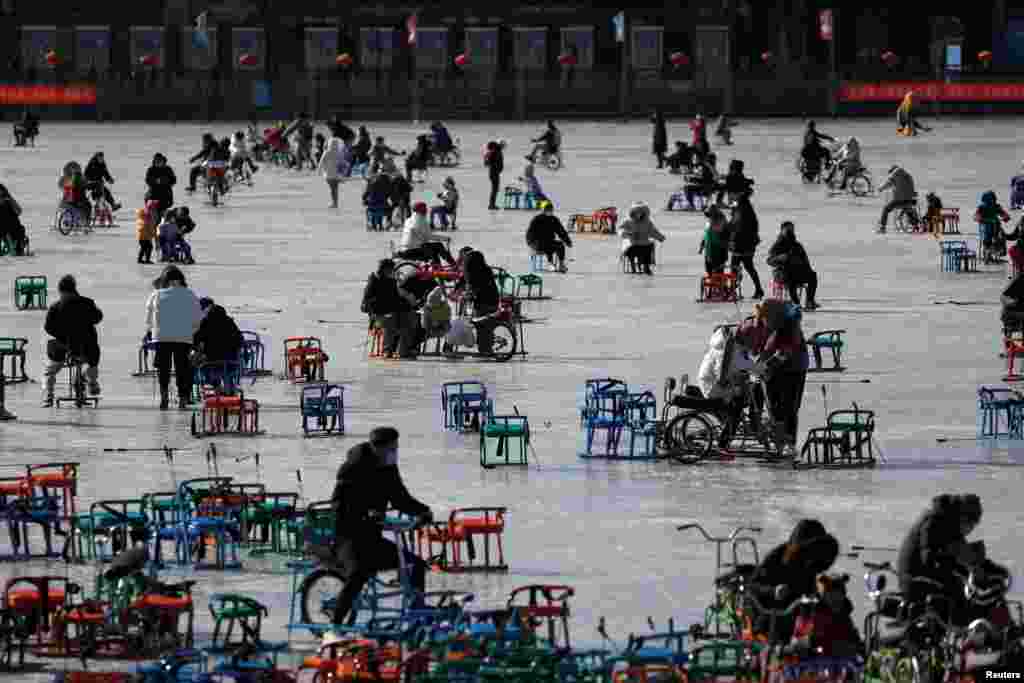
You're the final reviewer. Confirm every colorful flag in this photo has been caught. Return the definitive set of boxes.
[612,11,625,44]
[406,14,417,46]
[193,11,211,50]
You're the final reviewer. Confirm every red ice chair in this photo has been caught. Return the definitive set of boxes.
[417,507,508,572]
[507,584,575,649]
[1004,338,1024,382]
[699,273,740,303]
[284,337,328,383]
[191,390,261,437]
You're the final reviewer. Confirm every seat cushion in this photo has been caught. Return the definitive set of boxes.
[7,588,65,610]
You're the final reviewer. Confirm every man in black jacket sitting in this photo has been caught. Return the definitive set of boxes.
[42,275,103,406]
[329,427,433,626]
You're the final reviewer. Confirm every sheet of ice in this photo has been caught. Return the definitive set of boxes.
[1,117,1022,676]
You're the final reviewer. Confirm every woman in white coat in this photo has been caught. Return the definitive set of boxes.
[145,265,204,410]
[317,136,346,208]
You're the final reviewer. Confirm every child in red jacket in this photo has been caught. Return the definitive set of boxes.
[790,574,862,658]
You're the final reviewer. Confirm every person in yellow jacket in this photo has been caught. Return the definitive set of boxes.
[135,201,158,264]
[897,91,931,136]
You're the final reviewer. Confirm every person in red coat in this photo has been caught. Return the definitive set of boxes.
[790,574,862,657]
[690,113,709,160]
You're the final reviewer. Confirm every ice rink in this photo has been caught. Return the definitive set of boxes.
[1,116,1023,674]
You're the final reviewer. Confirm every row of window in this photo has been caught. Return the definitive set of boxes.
[18,24,673,71]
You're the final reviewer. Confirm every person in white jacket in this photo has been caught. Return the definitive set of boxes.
[144,265,204,410]
[395,202,455,265]
[317,136,346,208]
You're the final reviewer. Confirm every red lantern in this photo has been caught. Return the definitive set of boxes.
[139,54,159,67]
[558,53,577,67]
[45,50,60,66]
[881,50,898,65]
[669,51,689,67]
[454,53,467,67]
[760,51,774,63]
[978,50,993,63]
[335,52,353,67]
[238,53,258,67]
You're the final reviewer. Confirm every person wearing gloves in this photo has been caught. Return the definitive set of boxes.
[618,202,666,275]
[324,426,433,629]
[525,201,573,273]
[750,299,809,456]
[749,519,840,640]
[361,259,418,359]
[395,202,455,265]
[41,275,103,407]
[144,266,204,410]
[317,134,345,209]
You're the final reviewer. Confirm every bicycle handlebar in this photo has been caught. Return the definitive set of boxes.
[677,523,763,542]
[742,592,818,617]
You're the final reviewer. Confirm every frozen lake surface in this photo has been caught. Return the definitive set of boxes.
[1,116,1023,675]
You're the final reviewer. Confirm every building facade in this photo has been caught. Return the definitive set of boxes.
[0,1,1020,120]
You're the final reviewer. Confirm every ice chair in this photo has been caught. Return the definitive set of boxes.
[300,383,345,436]
[568,213,597,233]
[191,390,261,437]
[442,381,492,432]
[622,391,661,459]
[515,273,543,299]
[366,325,386,359]
[242,492,299,556]
[977,386,1024,439]
[767,279,804,302]
[0,479,64,560]
[239,331,271,376]
[417,507,509,572]
[142,491,183,567]
[0,337,29,384]
[580,378,630,458]
[177,478,242,570]
[208,593,268,651]
[806,330,846,372]
[503,186,524,210]
[506,585,575,649]
[698,272,740,303]
[71,499,147,563]
[480,415,530,467]
[192,359,242,402]
[132,338,162,376]
[366,205,390,231]
[529,252,547,273]
[55,355,99,408]
[799,403,877,467]
[934,207,961,236]
[13,276,46,310]
[3,576,72,646]
[1006,337,1024,382]
[666,191,689,211]
[284,337,327,383]
[594,206,618,233]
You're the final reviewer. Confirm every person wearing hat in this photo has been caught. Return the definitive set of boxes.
[41,275,104,407]
[484,140,505,210]
[876,165,916,234]
[453,250,501,354]
[396,202,455,266]
[363,170,393,230]
[145,266,204,410]
[665,141,695,175]
[327,426,433,627]
[749,519,839,640]
[716,159,754,205]
[430,177,459,229]
[144,153,176,221]
[525,201,573,273]
[684,152,718,210]
[766,221,818,310]
[361,259,418,358]
[619,202,665,275]
[193,297,243,368]
[898,494,988,624]
[84,151,121,212]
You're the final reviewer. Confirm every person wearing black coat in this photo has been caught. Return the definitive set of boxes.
[193,298,243,364]
[485,140,505,210]
[453,250,500,354]
[717,159,755,204]
[526,202,573,271]
[651,110,668,168]
[665,141,694,174]
[42,275,103,406]
[361,259,417,358]
[328,427,432,625]
[748,519,839,640]
[0,184,28,256]
[897,494,986,623]
[145,154,176,220]
[84,152,120,211]
[728,193,763,299]
[353,127,372,165]
[186,133,219,192]
[766,222,819,310]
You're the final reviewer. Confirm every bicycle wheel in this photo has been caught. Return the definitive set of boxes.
[209,183,220,207]
[489,321,518,362]
[299,568,346,627]
[895,207,914,232]
[664,413,715,463]
[393,261,419,283]
[849,173,872,197]
[545,154,562,171]
[57,209,76,236]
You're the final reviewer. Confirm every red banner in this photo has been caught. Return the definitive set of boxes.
[0,84,97,105]
[841,81,1024,102]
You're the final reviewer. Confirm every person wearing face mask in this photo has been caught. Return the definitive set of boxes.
[326,427,433,628]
